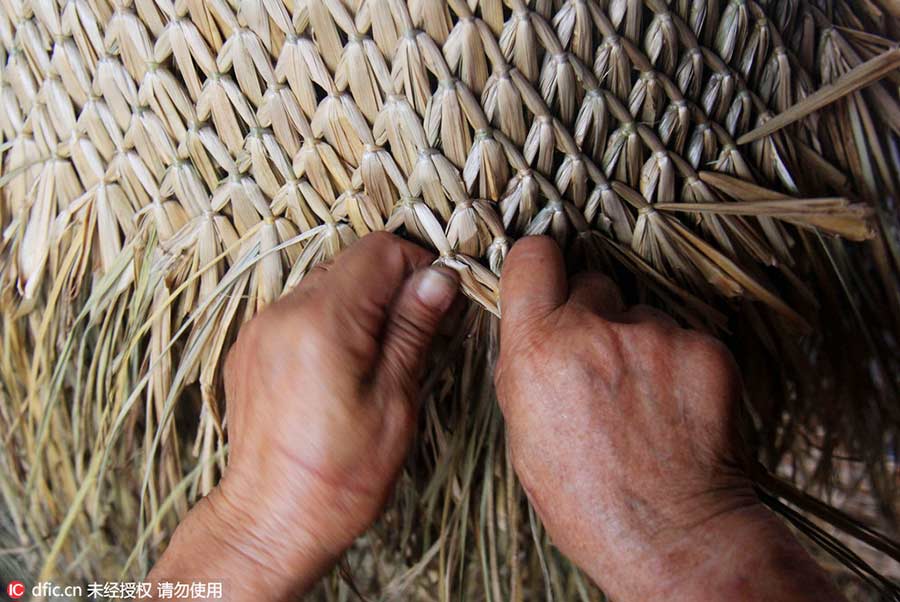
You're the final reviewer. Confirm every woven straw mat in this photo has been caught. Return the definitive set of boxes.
[2,0,899,588]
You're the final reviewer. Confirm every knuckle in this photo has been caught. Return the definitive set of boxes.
[513,235,554,254]
[338,232,399,269]
[369,232,409,269]
[365,230,396,245]
[359,231,400,258]
[506,236,556,266]
[562,306,605,331]
[571,271,616,292]
[630,303,669,322]
[685,331,734,367]
[633,313,672,340]
[681,331,742,394]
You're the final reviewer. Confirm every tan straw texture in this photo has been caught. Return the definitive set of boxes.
[1,0,899,596]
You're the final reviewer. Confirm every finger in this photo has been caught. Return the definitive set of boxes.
[284,259,333,302]
[619,304,679,327]
[283,233,436,382]
[328,232,435,307]
[316,232,435,331]
[302,259,333,287]
[568,272,624,318]
[377,267,459,398]
[500,236,567,327]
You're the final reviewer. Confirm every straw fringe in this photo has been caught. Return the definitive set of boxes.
[1,0,898,596]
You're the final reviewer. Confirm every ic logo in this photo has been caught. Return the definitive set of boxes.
[6,581,24,599]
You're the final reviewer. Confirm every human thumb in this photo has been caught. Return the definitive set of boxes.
[377,267,459,397]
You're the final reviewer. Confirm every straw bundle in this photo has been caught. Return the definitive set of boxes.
[1,0,898,597]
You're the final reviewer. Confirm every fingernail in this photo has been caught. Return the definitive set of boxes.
[416,268,458,311]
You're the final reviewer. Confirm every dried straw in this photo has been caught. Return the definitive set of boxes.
[1,0,898,598]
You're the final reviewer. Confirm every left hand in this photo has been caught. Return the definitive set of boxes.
[147,232,459,600]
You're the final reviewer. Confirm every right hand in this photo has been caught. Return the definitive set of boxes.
[495,236,842,601]
[148,233,460,600]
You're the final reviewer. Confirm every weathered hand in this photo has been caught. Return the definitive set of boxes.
[148,232,459,600]
[495,236,844,602]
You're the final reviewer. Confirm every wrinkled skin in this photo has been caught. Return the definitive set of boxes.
[220,232,455,556]
[148,233,461,599]
[148,234,845,602]
[495,236,844,602]
[495,235,752,568]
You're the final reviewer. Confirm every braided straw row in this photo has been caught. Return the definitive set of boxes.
[1,0,897,595]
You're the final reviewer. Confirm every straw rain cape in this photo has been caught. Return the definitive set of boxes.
[1,0,899,597]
